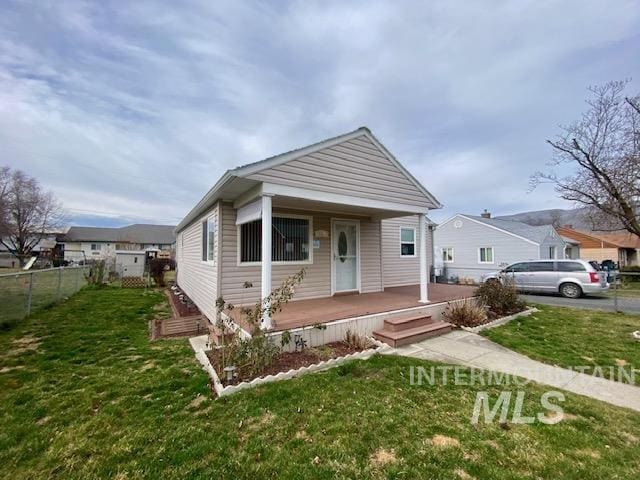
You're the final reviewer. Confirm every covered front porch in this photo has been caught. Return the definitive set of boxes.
[226,283,476,332]
[235,184,435,330]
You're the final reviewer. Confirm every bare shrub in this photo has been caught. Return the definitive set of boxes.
[344,329,372,350]
[475,279,526,316]
[443,299,487,327]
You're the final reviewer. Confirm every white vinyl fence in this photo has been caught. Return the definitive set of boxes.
[0,266,90,326]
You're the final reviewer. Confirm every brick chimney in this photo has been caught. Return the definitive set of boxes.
[480,209,491,219]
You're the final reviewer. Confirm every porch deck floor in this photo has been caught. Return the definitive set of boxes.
[227,283,476,332]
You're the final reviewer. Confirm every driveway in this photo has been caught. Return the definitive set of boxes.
[520,292,640,314]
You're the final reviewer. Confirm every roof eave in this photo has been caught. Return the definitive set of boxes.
[175,170,236,233]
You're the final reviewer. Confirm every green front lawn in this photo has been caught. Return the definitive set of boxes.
[483,304,640,383]
[1,288,640,478]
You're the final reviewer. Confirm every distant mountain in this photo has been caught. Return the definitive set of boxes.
[495,207,592,229]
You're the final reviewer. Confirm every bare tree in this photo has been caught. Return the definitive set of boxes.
[531,80,640,236]
[0,167,66,266]
[0,166,10,230]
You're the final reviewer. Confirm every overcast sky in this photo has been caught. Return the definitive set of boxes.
[1,1,639,226]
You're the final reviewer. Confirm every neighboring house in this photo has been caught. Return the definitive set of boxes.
[556,227,640,266]
[60,224,176,263]
[0,233,60,268]
[434,212,567,282]
[175,127,441,329]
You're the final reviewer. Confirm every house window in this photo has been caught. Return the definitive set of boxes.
[478,247,494,264]
[442,247,454,263]
[239,215,311,264]
[91,243,101,251]
[400,227,416,256]
[202,215,217,262]
[549,246,556,259]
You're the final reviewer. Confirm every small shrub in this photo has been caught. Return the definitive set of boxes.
[442,299,487,327]
[85,260,107,285]
[475,279,526,316]
[149,258,173,287]
[344,329,371,350]
[214,269,306,377]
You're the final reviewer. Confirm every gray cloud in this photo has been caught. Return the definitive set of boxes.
[0,0,638,225]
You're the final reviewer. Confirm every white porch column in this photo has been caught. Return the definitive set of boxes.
[419,214,429,303]
[260,194,273,329]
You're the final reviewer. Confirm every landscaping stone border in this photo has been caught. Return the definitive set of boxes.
[190,335,389,398]
[460,307,539,333]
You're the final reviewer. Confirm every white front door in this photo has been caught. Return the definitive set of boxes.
[332,219,360,293]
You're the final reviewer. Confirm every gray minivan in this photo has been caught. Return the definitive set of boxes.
[483,260,609,298]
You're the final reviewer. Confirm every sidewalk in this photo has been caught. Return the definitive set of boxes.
[388,330,640,412]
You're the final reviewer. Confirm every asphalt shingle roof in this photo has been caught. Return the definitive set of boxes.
[63,224,175,245]
[464,215,555,244]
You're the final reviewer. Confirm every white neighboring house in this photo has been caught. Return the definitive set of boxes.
[434,212,568,283]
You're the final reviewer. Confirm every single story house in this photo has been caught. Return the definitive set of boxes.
[556,227,640,266]
[434,212,567,282]
[175,127,466,339]
[59,224,176,263]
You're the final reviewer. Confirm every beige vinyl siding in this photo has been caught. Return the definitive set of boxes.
[219,203,382,306]
[176,203,219,322]
[360,219,383,293]
[381,216,433,287]
[245,135,431,208]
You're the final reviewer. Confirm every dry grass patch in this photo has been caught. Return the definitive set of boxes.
[454,467,475,479]
[575,449,601,459]
[369,448,397,467]
[8,335,41,355]
[621,432,639,445]
[189,395,207,409]
[431,434,461,449]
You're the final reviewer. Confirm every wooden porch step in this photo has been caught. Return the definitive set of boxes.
[384,314,434,332]
[373,321,452,348]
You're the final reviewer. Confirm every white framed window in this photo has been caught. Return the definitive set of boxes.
[442,247,454,263]
[478,247,494,264]
[90,243,101,251]
[202,214,217,263]
[238,214,313,265]
[400,227,416,257]
[548,246,556,259]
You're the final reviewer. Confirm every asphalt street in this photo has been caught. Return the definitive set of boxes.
[520,292,640,314]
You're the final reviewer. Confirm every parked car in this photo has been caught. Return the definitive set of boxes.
[482,260,609,298]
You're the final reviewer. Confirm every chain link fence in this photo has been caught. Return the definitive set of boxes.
[609,270,640,312]
[0,266,91,327]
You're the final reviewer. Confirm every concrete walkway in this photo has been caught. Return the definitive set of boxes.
[388,330,640,412]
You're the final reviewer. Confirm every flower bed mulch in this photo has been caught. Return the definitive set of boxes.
[206,341,369,386]
[167,288,201,317]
